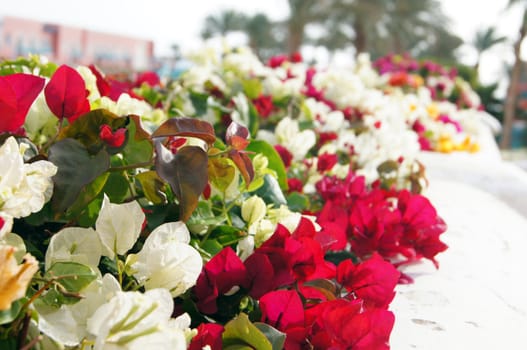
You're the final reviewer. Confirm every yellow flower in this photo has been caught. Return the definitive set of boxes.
[437,135,454,153]
[426,104,440,119]
[0,245,38,311]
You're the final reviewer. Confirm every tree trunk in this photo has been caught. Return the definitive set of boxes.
[287,21,304,55]
[500,12,526,149]
[353,19,367,54]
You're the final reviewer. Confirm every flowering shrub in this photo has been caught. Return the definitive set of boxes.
[0,48,487,349]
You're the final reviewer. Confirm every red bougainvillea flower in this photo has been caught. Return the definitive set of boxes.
[188,323,224,350]
[348,195,403,259]
[252,95,274,118]
[88,64,111,97]
[317,152,338,173]
[290,52,303,63]
[244,252,275,299]
[397,190,448,267]
[194,247,248,314]
[99,124,126,148]
[0,73,45,133]
[274,145,293,168]
[134,71,161,87]
[260,290,308,349]
[287,178,303,194]
[336,253,400,309]
[267,54,288,68]
[45,65,90,123]
[306,299,394,350]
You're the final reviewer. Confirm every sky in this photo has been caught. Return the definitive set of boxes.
[1,0,524,88]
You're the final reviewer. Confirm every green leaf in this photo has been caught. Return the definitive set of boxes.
[246,140,288,191]
[101,171,130,203]
[152,116,216,145]
[44,262,97,293]
[48,138,110,215]
[66,172,109,219]
[208,157,236,192]
[200,239,224,256]
[155,143,208,221]
[189,90,209,116]
[136,171,167,205]
[286,192,310,212]
[122,115,154,164]
[254,323,286,350]
[0,299,24,325]
[253,174,286,206]
[223,313,272,350]
[0,338,17,350]
[242,78,263,99]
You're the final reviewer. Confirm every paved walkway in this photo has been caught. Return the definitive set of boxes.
[390,165,527,348]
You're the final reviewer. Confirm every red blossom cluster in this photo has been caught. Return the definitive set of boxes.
[190,220,400,350]
[314,173,448,273]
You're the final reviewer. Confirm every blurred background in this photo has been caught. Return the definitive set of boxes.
[1,0,527,155]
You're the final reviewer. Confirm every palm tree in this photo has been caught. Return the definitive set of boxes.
[500,1,527,149]
[200,10,248,40]
[473,27,507,76]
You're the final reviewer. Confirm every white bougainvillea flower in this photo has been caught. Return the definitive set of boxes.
[274,117,316,161]
[45,227,103,271]
[0,137,57,219]
[95,195,145,259]
[241,196,267,226]
[131,222,202,298]
[37,274,121,347]
[0,245,38,311]
[87,289,188,350]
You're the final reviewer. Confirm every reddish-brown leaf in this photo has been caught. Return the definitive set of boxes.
[225,121,249,147]
[229,150,254,188]
[152,117,216,145]
[155,142,208,221]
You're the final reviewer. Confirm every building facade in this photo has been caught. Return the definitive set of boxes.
[0,15,154,71]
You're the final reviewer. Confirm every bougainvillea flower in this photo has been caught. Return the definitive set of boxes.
[99,124,127,148]
[45,65,90,122]
[349,197,403,259]
[306,299,394,350]
[260,290,310,349]
[188,323,224,350]
[0,73,45,133]
[316,152,338,173]
[0,246,38,310]
[244,252,275,299]
[267,54,288,68]
[88,64,111,97]
[397,190,448,267]
[252,95,274,118]
[194,247,248,314]
[274,144,293,168]
[336,254,400,309]
[134,71,161,87]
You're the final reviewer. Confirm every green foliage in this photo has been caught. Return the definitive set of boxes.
[222,313,273,350]
[48,139,110,215]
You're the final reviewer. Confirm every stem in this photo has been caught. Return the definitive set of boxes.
[41,117,66,154]
[109,161,154,172]
[17,314,31,350]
